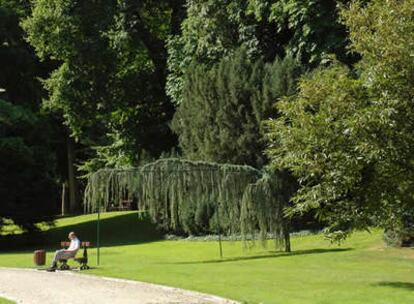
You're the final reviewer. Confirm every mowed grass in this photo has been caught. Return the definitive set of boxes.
[1,211,414,304]
[0,297,14,304]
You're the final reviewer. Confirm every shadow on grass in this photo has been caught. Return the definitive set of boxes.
[171,248,352,264]
[0,212,163,252]
[374,281,414,291]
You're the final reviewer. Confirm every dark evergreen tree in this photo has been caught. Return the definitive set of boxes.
[172,48,302,168]
[0,99,59,231]
[0,0,64,230]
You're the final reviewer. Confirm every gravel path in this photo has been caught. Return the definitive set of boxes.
[0,268,237,304]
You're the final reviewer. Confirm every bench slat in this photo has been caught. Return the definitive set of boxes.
[60,241,91,247]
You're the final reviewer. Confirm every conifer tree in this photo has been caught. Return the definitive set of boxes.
[172,48,302,168]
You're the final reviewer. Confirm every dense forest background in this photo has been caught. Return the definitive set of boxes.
[1,0,413,244]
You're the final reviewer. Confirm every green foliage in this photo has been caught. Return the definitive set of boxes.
[22,0,183,169]
[172,48,302,168]
[84,158,289,249]
[166,0,260,105]
[266,0,414,239]
[241,172,289,249]
[267,64,368,234]
[383,208,414,247]
[0,0,54,111]
[0,100,58,230]
[167,0,353,105]
[0,1,63,231]
[249,0,354,64]
[22,0,119,138]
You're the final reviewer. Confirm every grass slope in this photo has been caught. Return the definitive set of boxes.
[1,211,414,304]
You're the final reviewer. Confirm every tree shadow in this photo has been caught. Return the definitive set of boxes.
[171,247,352,264]
[0,212,163,251]
[374,281,414,291]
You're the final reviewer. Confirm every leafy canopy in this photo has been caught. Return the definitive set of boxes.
[266,0,414,238]
[167,0,353,105]
[22,0,185,169]
[0,99,58,230]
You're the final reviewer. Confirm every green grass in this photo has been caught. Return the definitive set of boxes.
[0,297,15,304]
[1,211,414,304]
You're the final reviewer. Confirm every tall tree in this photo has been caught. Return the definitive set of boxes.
[167,0,354,105]
[23,0,186,174]
[0,0,44,108]
[266,0,414,241]
[0,0,63,229]
[0,99,59,230]
[172,48,302,168]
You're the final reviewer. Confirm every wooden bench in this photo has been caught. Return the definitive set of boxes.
[119,199,132,211]
[59,241,91,270]
[107,199,133,211]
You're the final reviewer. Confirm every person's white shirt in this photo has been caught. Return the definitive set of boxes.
[67,237,80,251]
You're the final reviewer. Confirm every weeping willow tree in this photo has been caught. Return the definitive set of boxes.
[241,172,293,251]
[84,158,291,251]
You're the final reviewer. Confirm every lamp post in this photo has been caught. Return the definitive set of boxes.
[97,205,101,265]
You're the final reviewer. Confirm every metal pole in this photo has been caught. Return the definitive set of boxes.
[216,206,223,259]
[61,183,66,216]
[97,205,101,265]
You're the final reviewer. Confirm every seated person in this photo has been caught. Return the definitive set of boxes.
[47,231,80,271]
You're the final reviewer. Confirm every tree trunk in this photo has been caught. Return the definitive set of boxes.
[67,135,79,213]
[284,231,291,252]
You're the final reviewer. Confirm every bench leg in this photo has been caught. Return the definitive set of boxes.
[80,262,90,270]
[59,260,70,270]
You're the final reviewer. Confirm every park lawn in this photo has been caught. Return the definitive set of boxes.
[0,297,14,304]
[1,211,414,304]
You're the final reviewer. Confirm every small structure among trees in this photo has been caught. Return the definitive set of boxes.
[84,158,292,252]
